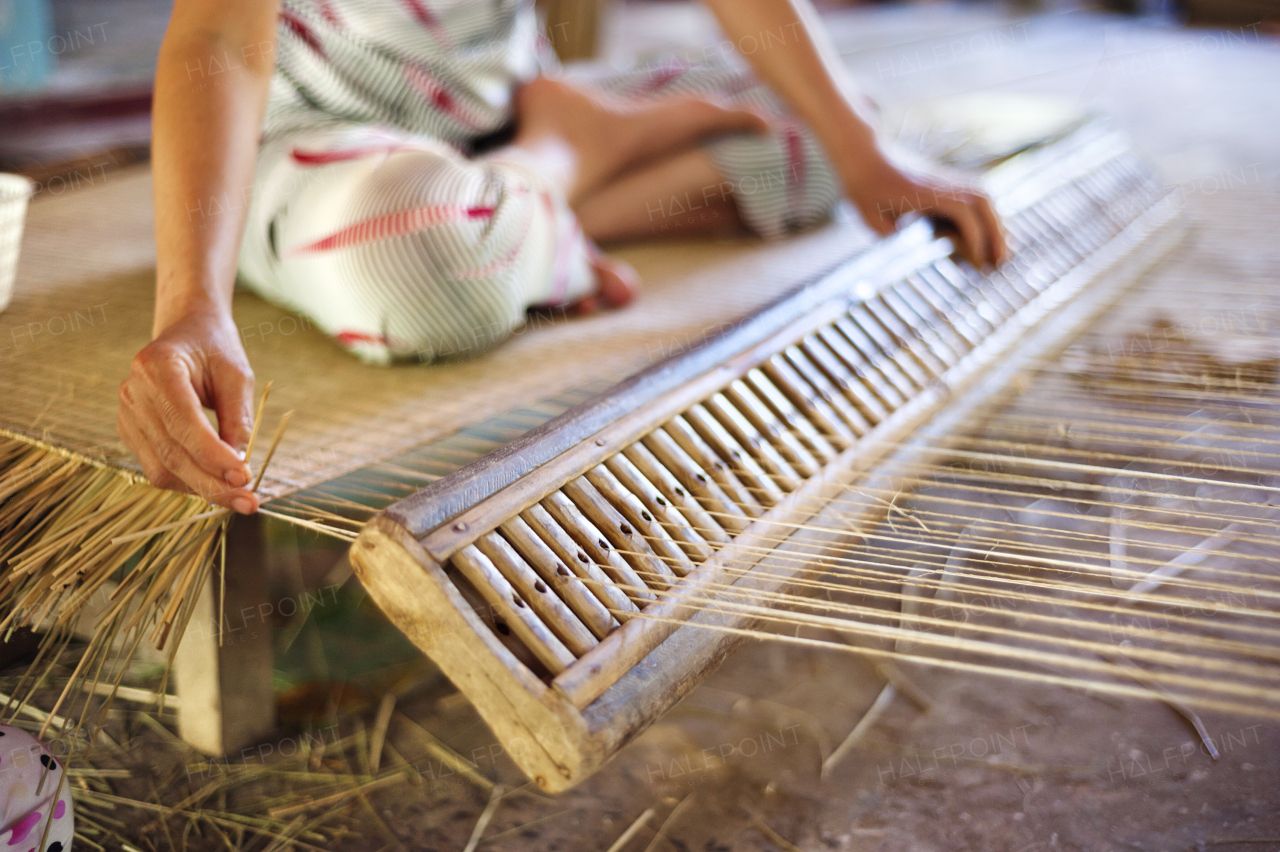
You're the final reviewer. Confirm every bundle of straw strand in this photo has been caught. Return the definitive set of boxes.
[0,384,289,743]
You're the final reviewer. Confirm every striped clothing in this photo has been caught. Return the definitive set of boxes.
[239,0,842,364]
[265,0,540,143]
[240,129,595,363]
[593,61,842,240]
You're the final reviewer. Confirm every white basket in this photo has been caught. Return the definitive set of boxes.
[0,173,35,313]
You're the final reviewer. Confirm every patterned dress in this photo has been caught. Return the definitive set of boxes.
[237,0,842,364]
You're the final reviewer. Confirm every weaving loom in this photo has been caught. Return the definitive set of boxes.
[2,111,1276,793]
[346,121,1280,792]
[0,128,876,754]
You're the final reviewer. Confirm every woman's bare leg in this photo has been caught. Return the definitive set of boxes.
[500,77,764,310]
[574,148,744,244]
[511,77,767,206]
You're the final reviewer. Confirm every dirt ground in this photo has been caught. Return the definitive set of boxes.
[312,5,1280,847]
[238,527,1280,852]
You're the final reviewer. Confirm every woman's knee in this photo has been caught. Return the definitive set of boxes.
[294,147,540,363]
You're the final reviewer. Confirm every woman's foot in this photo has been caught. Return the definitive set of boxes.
[515,76,768,204]
[570,249,640,315]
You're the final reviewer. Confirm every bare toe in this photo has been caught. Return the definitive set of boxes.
[591,253,639,308]
[569,253,638,315]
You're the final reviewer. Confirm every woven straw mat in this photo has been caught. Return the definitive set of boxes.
[0,165,877,501]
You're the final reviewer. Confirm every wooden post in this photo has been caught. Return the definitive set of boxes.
[540,0,608,62]
[173,514,276,756]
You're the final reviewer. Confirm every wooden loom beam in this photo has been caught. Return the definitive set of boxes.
[351,124,1185,792]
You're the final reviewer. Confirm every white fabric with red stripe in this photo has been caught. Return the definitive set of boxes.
[239,1,844,363]
[265,0,542,143]
[238,126,594,364]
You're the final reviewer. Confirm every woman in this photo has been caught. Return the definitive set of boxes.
[117,0,1005,515]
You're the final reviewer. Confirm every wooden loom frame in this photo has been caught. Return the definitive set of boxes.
[350,125,1186,792]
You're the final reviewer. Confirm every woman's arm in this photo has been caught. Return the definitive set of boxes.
[697,0,1005,268]
[117,0,279,514]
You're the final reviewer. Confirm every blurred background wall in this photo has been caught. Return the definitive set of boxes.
[1,0,1277,189]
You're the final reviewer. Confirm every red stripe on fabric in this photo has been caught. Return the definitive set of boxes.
[398,0,438,27]
[784,124,805,215]
[316,0,341,28]
[280,9,325,56]
[404,66,484,131]
[641,63,688,93]
[335,331,388,346]
[292,204,496,254]
[456,187,532,280]
[289,145,403,166]
[397,0,453,45]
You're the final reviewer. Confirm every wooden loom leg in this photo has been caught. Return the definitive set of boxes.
[539,0,609,61]
[172,514,276,756]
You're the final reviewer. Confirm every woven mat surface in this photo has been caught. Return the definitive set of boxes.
[0,165,876,498]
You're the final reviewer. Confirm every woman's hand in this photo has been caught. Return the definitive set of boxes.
[841,156,1008,270]
[117,306,260,514]
[694,0,1007,268]
[134,0,279,511]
